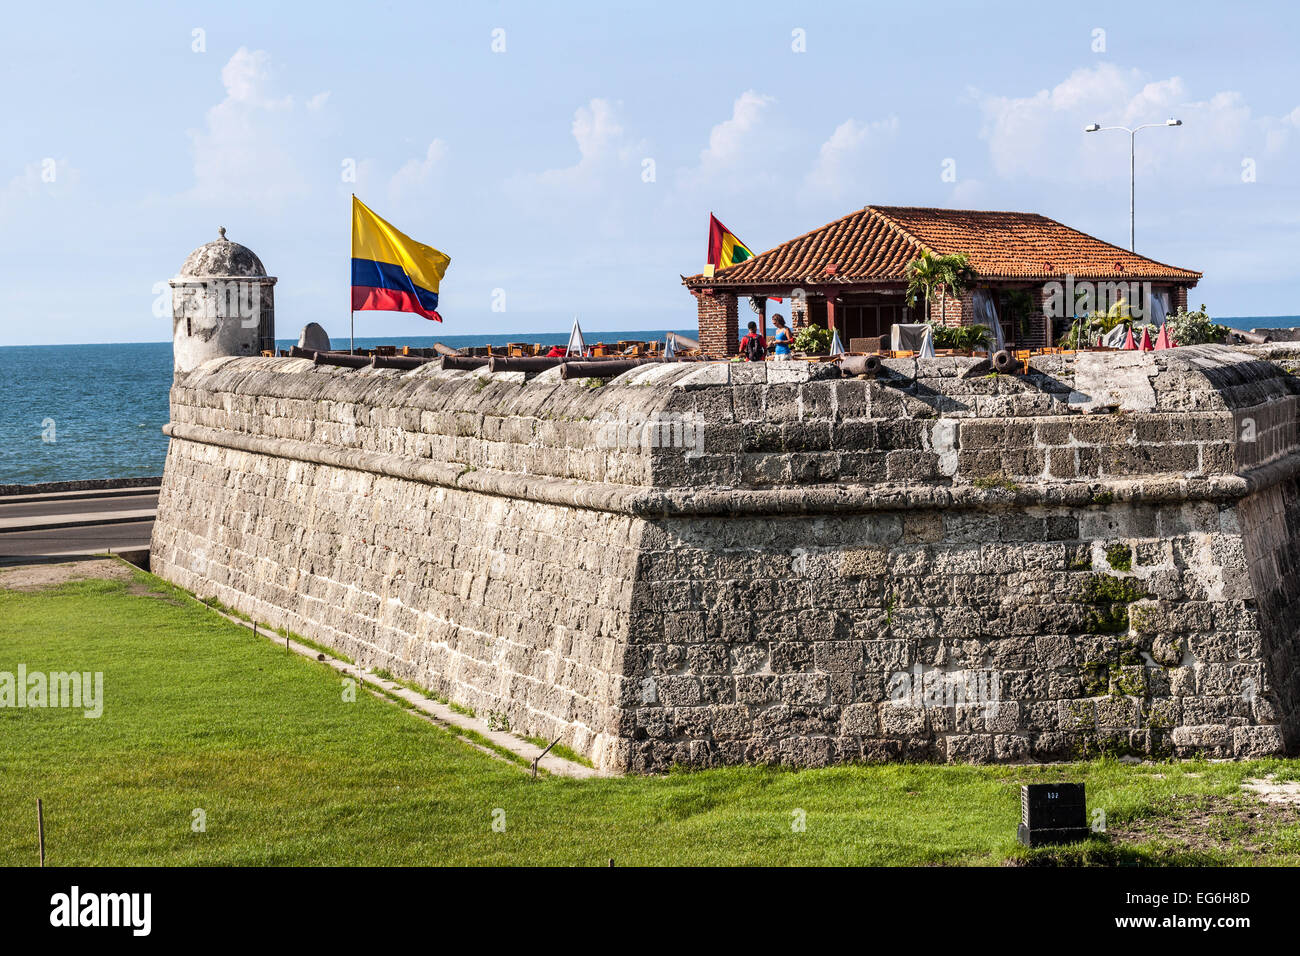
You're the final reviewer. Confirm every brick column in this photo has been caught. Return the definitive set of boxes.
[697,291,739,356]
[1173,285,1189,313]
[929,291,971,326]
[789,292,809,330]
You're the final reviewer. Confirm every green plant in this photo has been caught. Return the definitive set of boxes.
[1063,298,1136,349]
[933,252,977,321]
[1165,304,1230,346]
[1078,574,1148,634]
[904,250,944,319]
[793,324,833,354]
[905,251,976,321]
[1105,544,1133,572]
[929,323,990,351]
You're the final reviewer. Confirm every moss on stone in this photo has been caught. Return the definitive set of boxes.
[973,476,1020,492]
[1081,660,1110,697]
[1142,701,1174,730]
[1080,574,1147,605]
[1081,637,1146,697]
[1077,573,1148,633]
[1105,543,1133,572]
[1112,666,1148,697]
[1067,549,1092,571]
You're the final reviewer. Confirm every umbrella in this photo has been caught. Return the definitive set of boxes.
[1139,326,1154,351]
[1153,325,1172,350]
[566,316,586,356]
[1122,326,1137,350]
[829,328,845,356]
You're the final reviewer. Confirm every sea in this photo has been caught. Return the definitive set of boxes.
[0,330,697,486]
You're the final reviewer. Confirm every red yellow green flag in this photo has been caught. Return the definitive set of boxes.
[707,214,754,271]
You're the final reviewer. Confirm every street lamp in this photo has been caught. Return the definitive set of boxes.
[1084,118,1182,251]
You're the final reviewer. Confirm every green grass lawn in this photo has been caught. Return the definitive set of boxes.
[3,566,1300,866]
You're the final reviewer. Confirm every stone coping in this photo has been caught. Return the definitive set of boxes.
[165,421,1300,518]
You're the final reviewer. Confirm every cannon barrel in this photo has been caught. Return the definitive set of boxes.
[838,354,882,376]
[440,355,491,370]
[313,351,371,369]
[992,349,1018,374]
[560,359,660,380]
[488,356,567,372]
[371,354,434,370]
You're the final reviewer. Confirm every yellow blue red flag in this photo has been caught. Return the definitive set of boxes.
[351,196,450,322]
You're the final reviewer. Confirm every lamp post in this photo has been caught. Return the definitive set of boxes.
[1084,118,1182,251]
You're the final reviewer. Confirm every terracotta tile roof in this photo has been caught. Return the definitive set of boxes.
[683,206,1201,288]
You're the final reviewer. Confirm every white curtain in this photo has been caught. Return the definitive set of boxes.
[971,289,1006,351]
[918,326,935,358]
[1150,291,1169,327]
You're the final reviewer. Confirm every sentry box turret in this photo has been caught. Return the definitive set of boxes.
[1018,784,1089,847]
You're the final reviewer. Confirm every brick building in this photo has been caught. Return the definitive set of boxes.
[682,206,1202,356]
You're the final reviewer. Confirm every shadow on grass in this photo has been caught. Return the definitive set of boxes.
[1014,835,1228,867]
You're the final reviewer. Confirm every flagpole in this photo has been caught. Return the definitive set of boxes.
[350,193,355,355]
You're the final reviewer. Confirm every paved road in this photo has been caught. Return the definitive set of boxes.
[0,489,158,522]
[0,487,158,564]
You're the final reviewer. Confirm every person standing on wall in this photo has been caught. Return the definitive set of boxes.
[771,315,792,361]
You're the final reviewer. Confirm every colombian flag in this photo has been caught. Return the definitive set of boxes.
[707,213,754,271]
[351,196,450,322]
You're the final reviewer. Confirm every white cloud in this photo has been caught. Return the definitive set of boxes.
[699,90,772,168]
[219,48,290,107]
[187,48,330,205]
[533,98,640,190]
[679,90,774,189]
[803,116,899,199]
[389,139,448,200]
[0,159,79,219]
[976,64,1295,186]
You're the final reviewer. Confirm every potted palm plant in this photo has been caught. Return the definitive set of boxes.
[906,251,977,323]
[929,323,990,355]
[793,324,833,357]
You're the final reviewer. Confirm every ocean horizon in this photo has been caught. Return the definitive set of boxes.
[0,329,697,487]
[2,317,1297,487]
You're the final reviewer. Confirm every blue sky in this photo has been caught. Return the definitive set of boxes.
[2,0,1298,346]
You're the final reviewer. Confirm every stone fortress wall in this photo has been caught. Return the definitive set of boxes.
[151,346,1300,772]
